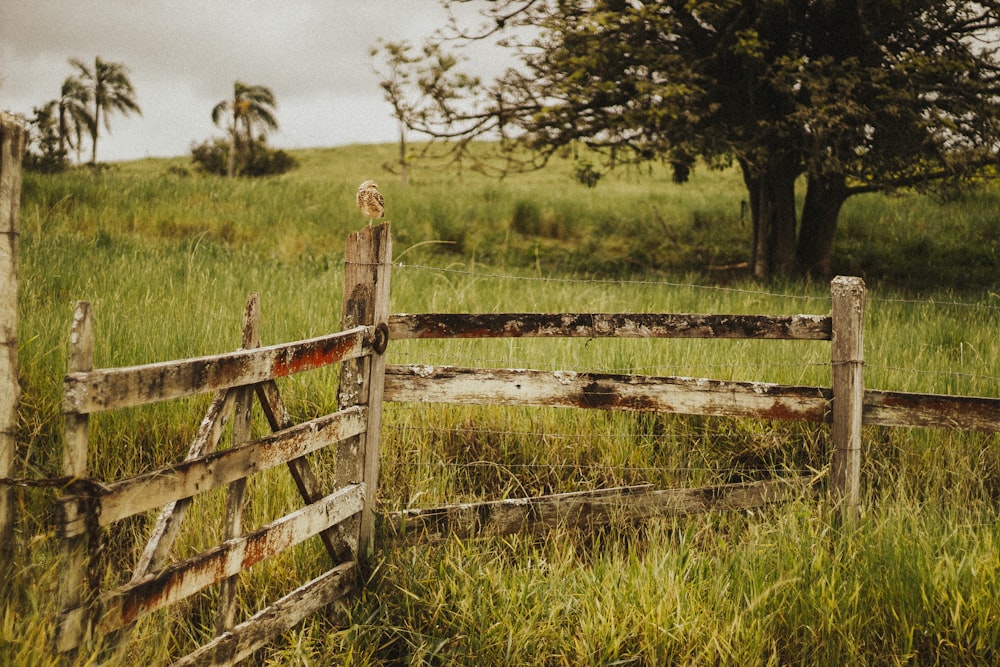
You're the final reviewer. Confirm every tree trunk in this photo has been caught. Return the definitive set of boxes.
[226,125,237,179]
[798,173,849,279]
[90,104,100,165]
[398,122,408,186]
[740,153,800,279]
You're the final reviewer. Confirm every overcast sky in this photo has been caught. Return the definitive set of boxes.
[0,1,506,162]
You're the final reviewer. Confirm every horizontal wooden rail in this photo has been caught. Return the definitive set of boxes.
[63,324,374,414]
[863,389,1000,432]
[384,477,818,545]
[384,365,831,421]
[169,561,359,667]
[57,483,365,646]
[389,312,833,340]
[386,365,1000,433]
[58,406,368,537]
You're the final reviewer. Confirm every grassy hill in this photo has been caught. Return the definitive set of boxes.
[4,145,1000,665]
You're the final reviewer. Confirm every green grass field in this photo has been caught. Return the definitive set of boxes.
[4,144,1000,665]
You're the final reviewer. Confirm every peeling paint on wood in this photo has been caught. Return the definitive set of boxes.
[59,406,368,537]
[62,325,374,414]
[389,313,833,340]
[864,389,1000,432]
[384,365,832,422]
[91,483,363,634]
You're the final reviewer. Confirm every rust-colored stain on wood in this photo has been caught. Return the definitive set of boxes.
[864,389,1000,432]
[575,380,660,411]
[270,334,365,378]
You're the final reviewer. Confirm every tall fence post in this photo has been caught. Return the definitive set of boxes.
[0,112,26,567]
[56,301,95,652]
[830,276,865,523]
[337,223,391,562]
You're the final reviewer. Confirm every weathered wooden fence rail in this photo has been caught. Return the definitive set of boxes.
[56,225,392,665]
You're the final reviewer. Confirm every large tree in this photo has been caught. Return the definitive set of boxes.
[211,81,279,178]
[70,57,142,165]
[386,0,1000,278]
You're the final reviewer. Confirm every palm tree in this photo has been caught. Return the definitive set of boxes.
[70,56,142,164]
[211,81,279,177]
[57,75,92,163]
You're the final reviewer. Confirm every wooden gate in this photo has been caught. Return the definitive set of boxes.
[56,225,391,664]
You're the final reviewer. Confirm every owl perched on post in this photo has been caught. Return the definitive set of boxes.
[356,180,385,225]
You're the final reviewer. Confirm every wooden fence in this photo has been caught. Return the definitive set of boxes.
[379,276,863,539]
[380,275,999,541]
[55,225,392,664]
[53,223,1000,663]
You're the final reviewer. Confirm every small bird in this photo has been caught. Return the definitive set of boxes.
[356,180,385,225]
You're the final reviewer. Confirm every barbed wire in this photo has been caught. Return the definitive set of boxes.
[871,365,1000,385]
[388,349,832,374]
[871,295,1000,311]
[382,459,816,479]
[375,261,1000,313]
[384,424,818,442]
[391,262,831,301]
[0,475,109,495]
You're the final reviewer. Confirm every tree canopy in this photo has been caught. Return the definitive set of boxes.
[379,0,1000,278]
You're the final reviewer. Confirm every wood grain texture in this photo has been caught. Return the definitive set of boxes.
[385,365,832,422]
[385,477,817,545]
[63,325,373,414]
[389,312,833,340]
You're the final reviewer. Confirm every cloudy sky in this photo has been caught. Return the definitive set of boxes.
[1,1,507,162]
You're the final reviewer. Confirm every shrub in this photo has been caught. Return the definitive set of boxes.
[190,136,298,177]
[189,137,229,175]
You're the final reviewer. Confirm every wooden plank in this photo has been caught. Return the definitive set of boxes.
[91,483,364,635]
[830,276,865,522]
[217,293,259,634]
[169,561,358,667]
[0,112,26,567]
[863,389,1000,432]
[56,301,94,653]
[357,226,392,561]
[385,477,817,545]
[384,365,831,422]
[388,312,833,340]
[60,406,368,537]
[62,324,373,414]
[337,222,392,563]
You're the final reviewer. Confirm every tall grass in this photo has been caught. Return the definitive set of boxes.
[4,145,999,665]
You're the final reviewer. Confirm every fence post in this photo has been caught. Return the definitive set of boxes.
[830,276,865,523]
[337,223,391,562]
[217,292,260,634]
[0,112,26,567]
[56,301,95,652]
